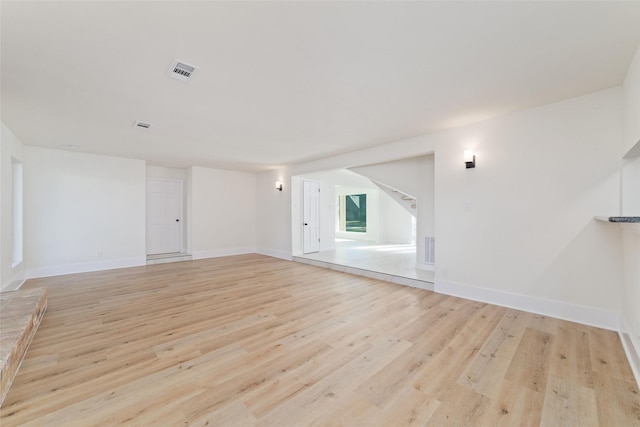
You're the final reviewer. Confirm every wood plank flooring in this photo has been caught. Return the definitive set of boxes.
[0,254,638,426]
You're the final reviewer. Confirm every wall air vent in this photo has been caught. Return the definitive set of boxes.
[134,120,151,129]
[425,236,435,265]
[168,59,197,82]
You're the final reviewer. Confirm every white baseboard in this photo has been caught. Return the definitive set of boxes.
[192,247,255,260]
[146,254,193,265]
[256,248,293,261]
[28,257,146,279]
[293,257,434,291]
[416,263,435,272]
[1,265,27,292]
[619,318,640,387]
[435,279,620,331]
[1,278,26,292]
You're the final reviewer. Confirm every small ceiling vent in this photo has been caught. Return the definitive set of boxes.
[169,59,197,82]
[134,120,151,129]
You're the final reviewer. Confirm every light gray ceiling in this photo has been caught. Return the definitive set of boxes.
[2,1,639,172]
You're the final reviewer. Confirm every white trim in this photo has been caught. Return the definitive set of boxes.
[619,318,640,388]
[1,268,27,292]
[256,248,293,261]
[28,257,146,279]
[146,176,185,255]
[293,256,434,291]
[435,279,620,331]
[191,247,255,260]
[1,278,26,292]
[302,179,321,254]
[146,254,192,265]
[416,263,435,272]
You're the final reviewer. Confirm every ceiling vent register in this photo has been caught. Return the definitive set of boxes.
[169,60,197,82]
[134,121,151,129]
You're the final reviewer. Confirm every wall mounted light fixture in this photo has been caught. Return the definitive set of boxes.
[275,181,283,191]
[464,150,476,169]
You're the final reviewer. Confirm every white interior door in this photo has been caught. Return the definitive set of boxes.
[146,178,183,255]
[303,180,320,254]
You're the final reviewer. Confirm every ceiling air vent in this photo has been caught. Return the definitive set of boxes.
[134,120,151,129]
[169,59,197,82]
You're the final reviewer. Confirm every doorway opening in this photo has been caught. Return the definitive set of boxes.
[145,165,192,265]
[291,154,435,288]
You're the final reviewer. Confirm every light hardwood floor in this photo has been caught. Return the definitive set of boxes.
[1,254,638,426]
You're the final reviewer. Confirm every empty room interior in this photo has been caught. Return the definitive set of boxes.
[1,1,640,425]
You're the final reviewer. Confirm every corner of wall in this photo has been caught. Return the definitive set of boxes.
[1,270,26,292]
[1,121,26,292]
[619,320,640,389]
[256,168,293,257]
[256,248,292,261]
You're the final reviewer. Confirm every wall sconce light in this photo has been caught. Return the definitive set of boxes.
[464,150,476,169]
[275,181,283,191]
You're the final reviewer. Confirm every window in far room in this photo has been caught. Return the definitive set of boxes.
[338,193,366,233]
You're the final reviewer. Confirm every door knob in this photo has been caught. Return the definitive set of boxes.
[304,223,308,226]
[176,219,180,222]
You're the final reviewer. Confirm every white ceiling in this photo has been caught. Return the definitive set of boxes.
[2,1,639,172]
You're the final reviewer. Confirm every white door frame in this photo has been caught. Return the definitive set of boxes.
[146,177,184,255]
[302,179,320,254]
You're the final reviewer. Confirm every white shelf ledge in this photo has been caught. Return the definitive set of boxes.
[594,216,640,223]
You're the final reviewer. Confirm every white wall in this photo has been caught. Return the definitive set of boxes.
[257,86,625,329]
[319,180,336,251]
[620,225,640,379]
[4,146,260,280]
[0,122,26,291]
[622,45,640,217]
[24,147,147,277]
[416,155,434,268]
[623,45,640,156]
[290,175,303,257]
[434,89,622,322]
[255,168,292,260]
[620,43,640,382]
[378,191,413,244]
[350,155,434,265]
[350,156,426,198]
[191,166,256,259]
